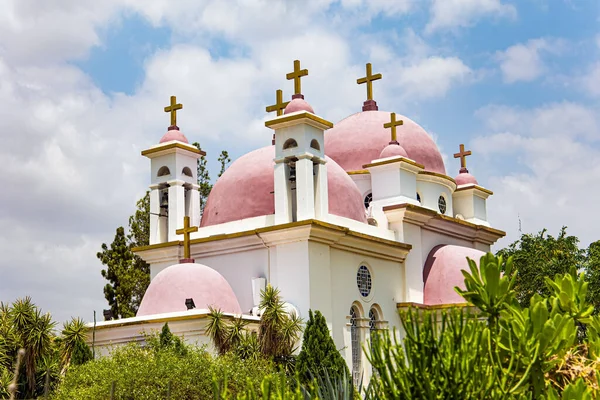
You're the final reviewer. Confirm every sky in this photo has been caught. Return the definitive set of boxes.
[1,0,599,324]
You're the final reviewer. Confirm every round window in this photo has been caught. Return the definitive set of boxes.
[357,265,372,297]
[364,193,373,209]
[438,195,447,214]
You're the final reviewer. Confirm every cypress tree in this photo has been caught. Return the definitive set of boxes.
[296,310,350,385]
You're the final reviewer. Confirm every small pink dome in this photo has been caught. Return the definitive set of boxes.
[423,245,485,305]
[137,263,242,316]
[455,171,478,186]
[379,143,408,159]
[159,129,189,144]
[284,98,314,114]
[325,111,445,174]
[201,146,367,227]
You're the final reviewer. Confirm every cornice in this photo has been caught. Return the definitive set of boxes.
[347,169,370,175]
[363,157,424,170]
[454,184,494,196]
[265,111,333,130]
[382,203,505,245]
[141,142,205,157]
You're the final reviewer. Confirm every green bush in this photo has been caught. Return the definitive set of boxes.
[52,341,277,399]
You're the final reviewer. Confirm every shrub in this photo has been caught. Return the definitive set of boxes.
[52,341,277,399]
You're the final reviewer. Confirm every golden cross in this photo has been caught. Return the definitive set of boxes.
[453,144,472,169]
[383,112,404,143]
[286,60,308,95]
[266,89,290,116]
[176,216,198,259]
[357,63,382,101]
[164,95,183,127]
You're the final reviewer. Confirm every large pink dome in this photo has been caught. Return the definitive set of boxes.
[201,146,367,227]
[423,245,485,305]
[325,111,445,174]
[137,263,242,316]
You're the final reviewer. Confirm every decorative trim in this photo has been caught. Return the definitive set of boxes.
[141,142,205,157]
[265,111,333,130]
[454,184,494,195]
[417,171,456,185]
[363,157,424,170]
[396,302,470,310]
[347,169,370,175]
[132,240,180,253]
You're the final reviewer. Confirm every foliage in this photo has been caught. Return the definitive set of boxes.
[194,141,212,213]
[98,192,150,319]
[52,339,276,400]
[296,310,349,386]
[586,240,600,314]
[207,285,302,374]
[218,150,232,178]
[0,297,85,399]
[367,253,600,399]
[497,227,587,307]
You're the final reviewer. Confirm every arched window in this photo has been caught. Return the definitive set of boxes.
[283,138,298,150]
[310,139,320,151]
[182,167,193,177]
[157,166,171,177]
[364,193,372,209]
[369,308,378,331]
[350,305,361,386]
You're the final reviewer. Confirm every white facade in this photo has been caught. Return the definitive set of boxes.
[91,105,505,384]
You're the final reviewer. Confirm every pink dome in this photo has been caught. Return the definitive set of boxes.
[284,98,314,114]
[137,263,241,316]
[325,111,445,174]
[159,129,189,144]
[379,143,408,159]
[455,171,478,186]
[423,245,485,305]
[201,146,367,227]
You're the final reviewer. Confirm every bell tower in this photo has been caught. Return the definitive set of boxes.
[265,60,333,224]
[142,96,205,244]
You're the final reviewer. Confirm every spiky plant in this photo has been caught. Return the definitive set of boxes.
[207,306,230,355]
[258,285,302,360]
[59,317,89,372]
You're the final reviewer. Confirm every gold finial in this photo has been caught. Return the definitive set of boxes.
[383,112,403,144]
[357,63,382,101]
[176,216,198,260]
[454,144,472,172]
[286,60,308,97]
[164,95,183,128]
[266,89,290,116]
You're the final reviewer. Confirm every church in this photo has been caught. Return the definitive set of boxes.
[89,60,505,384]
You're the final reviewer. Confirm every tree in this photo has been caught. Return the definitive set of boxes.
[217,150,231,178]
[60,318,91,370]
[98,193,150,319]
[193,142,212,213]
[296,310,349,386]
[585,240,600,314]
[497,227,586,307]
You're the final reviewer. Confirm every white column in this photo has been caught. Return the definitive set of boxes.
[274,161,292,224]
[295,156,315,221]
[313,159,328,219]
[149,184,160,245]
[167,179,185,242]
[188,183,201,228]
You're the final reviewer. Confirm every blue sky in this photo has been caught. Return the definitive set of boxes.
[0,0,599,323]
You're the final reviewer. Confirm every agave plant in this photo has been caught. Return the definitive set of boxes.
[207,306,231,355]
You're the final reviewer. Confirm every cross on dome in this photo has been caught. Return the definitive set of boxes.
[176,216,198,261]
[383,112,403,144]
[266,89,290,116]
[286,59,308,99]
[453,144,472,173]
[357,63,382,111]
[164,95,183,130]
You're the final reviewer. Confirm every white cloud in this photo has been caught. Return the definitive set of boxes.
[426,0,516,33]
[579,62,600,97]
[496,38,566,83]
[472,102,600,248]
[396,56,473,99]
